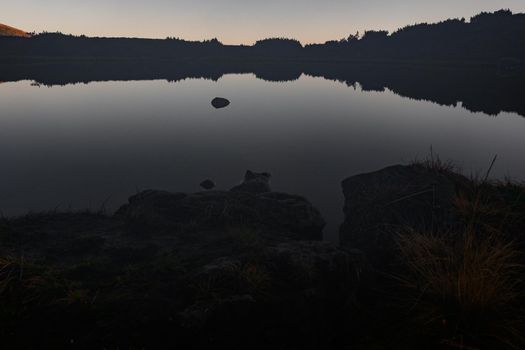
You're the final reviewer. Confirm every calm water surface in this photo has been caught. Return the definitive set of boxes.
[1,73,524,240]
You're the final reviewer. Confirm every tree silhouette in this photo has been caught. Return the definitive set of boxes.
[1,10,524,63]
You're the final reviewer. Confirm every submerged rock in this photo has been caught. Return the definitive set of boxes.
[211,97,230,109]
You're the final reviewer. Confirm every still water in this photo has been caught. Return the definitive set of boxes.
[1,71,524,240]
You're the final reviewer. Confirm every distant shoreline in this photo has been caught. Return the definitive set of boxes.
[1,10,524,65]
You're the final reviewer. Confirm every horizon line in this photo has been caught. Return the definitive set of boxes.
[4,8,520,46]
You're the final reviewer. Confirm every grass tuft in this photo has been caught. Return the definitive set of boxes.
[412,147,458,175]
[396,228,524,348]
[396,152,525,348]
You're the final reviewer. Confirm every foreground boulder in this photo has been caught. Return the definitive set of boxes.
[117,171,325,240]
[340,164,466,266]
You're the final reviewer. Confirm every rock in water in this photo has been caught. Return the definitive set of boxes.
[230,170,272,194]
[211,97,230,109]
[200,179,216,190]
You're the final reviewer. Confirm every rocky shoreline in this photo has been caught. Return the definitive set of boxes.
[1,164,524,349]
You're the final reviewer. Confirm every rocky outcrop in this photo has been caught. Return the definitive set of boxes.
[116,171,325,240]
[1,172,359,349]
[340,165,466,266]
[4,163,525,349]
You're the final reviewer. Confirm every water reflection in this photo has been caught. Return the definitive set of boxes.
[1,61,524,117]
[0,62,524,241]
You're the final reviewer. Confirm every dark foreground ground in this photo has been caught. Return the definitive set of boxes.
[1,162,524,349]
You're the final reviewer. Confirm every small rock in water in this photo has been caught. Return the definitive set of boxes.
[211,97,230,109]
[230,170,272,194]
[200,179,216,190]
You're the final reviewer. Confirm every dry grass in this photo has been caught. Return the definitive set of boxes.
[396,228,524,348]
[225,227,261,246]
[237,263,271,298]
[411,147,458,175]
[0,256,68,317]
[453,191,512,236]
[193,260,271,303]
[395,157,525,348]
[453,157,525,240]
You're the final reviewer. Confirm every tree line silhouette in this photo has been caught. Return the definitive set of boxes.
[306,10,525,62]
[0,10,524,63]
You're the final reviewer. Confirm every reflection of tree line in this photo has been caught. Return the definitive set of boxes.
[0,60,523,117]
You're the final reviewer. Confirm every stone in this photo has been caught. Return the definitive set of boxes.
[230,170,272,194]
[200,179,216,190]
[211,97,230,109]
[340,164,465,266]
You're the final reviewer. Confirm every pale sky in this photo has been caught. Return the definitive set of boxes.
[3,0,525,44]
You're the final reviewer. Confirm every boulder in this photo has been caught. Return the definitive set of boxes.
[200,179,216,190]
[211,97,230,109]
[340,165,465,266]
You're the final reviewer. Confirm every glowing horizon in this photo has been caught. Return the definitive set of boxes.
[3,0,525,45]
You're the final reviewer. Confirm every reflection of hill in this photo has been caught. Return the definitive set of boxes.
[0,60,523,117]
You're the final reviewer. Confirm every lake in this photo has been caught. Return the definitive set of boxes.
[1,62,524,241]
